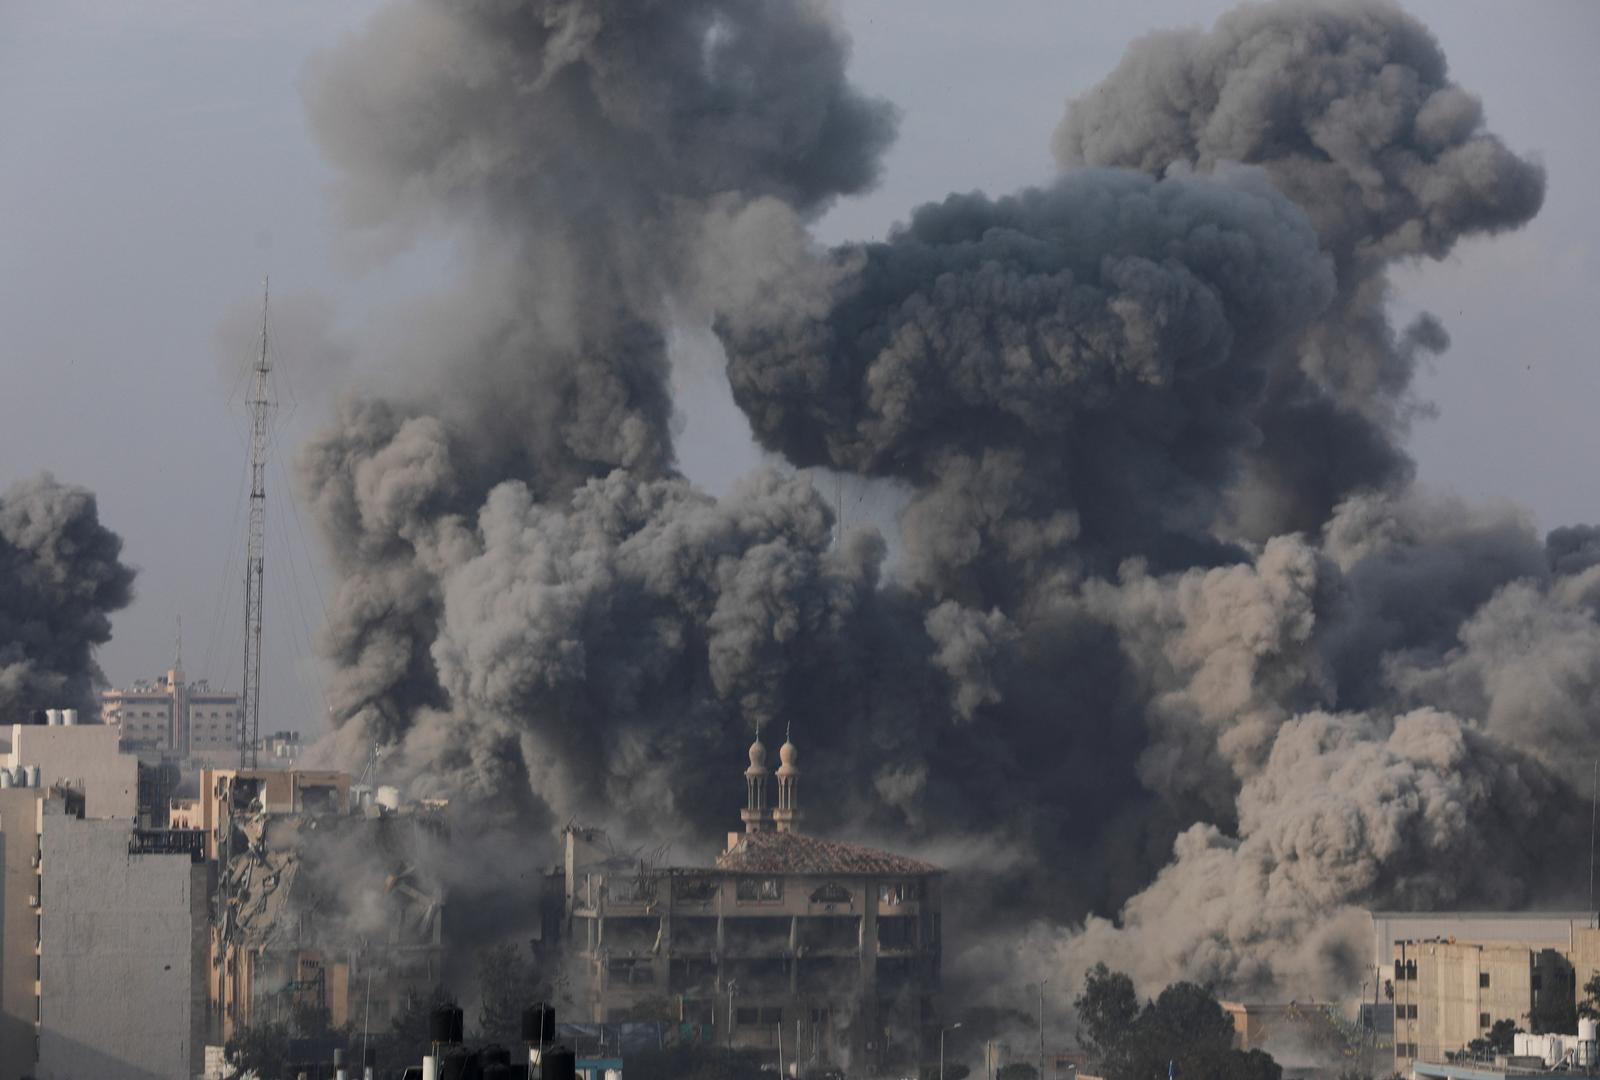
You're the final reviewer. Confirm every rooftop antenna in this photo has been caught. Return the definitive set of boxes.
[174,615,183,671]
[239,276,275,770]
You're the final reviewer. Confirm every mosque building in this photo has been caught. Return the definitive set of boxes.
[561,730,944,1071]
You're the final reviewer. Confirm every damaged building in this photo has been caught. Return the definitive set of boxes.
[563,734,943,1071]
[182,769,447,1045]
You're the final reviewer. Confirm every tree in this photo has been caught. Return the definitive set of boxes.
[476,941,546,1043]
[290,999,333,1039]
[1488,1018,1519,1054]
[1073,963,1140,1067]
[1581,973,1600,1019]
[374,984,453,1070]
[1073,967,1282,1080]
[226,1021,291,1080]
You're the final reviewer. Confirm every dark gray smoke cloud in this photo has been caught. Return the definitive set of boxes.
[722,166,1336,596]
[1053,0,1544,542]
[297,0,1587,1005]
[0,474,135,719]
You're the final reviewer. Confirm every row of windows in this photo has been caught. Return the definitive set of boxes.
[733,878,925,904]
[1393,960,1491,988]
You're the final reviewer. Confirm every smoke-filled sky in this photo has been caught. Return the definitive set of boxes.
[0,0,1594,726]
[4,0,1600,1010]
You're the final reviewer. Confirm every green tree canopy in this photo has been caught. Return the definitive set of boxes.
[1073,967,1283,1080]
[1074,963,1139,1064]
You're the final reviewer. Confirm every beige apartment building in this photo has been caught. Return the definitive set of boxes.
[100,664,240,758]
[564,734,943,1073]
[1392,938,1581,1069]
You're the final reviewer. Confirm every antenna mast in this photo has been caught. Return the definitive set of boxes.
[239,277,273,769]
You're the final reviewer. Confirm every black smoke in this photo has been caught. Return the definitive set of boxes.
[296,0,1586,1002]
[0,473,135,719]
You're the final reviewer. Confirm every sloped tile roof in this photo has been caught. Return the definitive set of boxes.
[715,830,941,876]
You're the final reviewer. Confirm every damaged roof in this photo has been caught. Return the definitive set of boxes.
[715,831,941,877]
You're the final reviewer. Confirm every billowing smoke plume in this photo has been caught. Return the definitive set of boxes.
[297,0,1587,1003]
[297,0,906,855]
[0,474,135,719]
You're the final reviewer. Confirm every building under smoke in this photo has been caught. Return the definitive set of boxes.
[287,0,1593,1013]
[185,768,447,1047]
[562,733,942,1072]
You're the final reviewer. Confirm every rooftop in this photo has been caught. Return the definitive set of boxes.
[716,830,940,877]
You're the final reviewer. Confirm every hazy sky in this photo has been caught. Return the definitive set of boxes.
[1,0,1596,735]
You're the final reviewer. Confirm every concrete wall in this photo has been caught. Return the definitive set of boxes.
[1393,940,1565,1070]
[35,809,204,1080]
[1572,928,1600,1006]
[6,724,137,820]
[0,791,42,1080]
[1372,912,1592,980]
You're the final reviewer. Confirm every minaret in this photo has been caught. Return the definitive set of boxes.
[774,725,800,834]
[741,730,773,833]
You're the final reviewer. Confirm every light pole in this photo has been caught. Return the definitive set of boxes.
[941,1022,963,1080]
[1038,979,1048,1080]
[727,980,738,1051]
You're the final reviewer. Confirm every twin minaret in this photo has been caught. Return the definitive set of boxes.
[741,727,800,834]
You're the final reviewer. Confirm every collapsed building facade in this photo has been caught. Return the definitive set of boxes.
[562,735,943,1071]
[176,769,447,1045]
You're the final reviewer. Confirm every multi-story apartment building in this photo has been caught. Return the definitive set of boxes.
[563,734,943,1072]
[0,727,205,1080]
[100,664,240,758]
[186,768,445,1047]
[1392,938,1578,1069]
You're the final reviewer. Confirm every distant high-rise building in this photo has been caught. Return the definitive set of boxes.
[99,665,239,758]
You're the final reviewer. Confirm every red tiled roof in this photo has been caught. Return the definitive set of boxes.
[715,831,941,876]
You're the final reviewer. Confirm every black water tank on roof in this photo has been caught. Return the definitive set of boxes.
[522,1002,557,1044]
[542,1046,576,1080]
[436,1046,478,1080]
[430,1003,465,1045]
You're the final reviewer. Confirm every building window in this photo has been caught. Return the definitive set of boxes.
[674,878,718,903]
[1533,972,1543,992]
[737,878,782,902]
[1405,960,1417,980]
[809,883,851,904]
[878,880,922,905]
[736,1007,759,1024]
[1480,1012,1491,1028]
[1479,972,1490,989]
